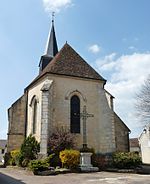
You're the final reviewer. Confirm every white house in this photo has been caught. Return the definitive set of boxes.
[139,124,150,164]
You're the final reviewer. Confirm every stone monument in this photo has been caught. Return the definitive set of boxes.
[80,106,99,172]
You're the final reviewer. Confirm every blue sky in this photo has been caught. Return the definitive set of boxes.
[1,0,150,139]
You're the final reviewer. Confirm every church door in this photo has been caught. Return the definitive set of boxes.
[70,95,80,133]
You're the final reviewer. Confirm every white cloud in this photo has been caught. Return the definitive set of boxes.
[88,44,101,54]
[96,52,117,70]
[43,0,73,13]
[96,52,150,137]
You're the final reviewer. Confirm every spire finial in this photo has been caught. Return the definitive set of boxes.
[52,12,55,24]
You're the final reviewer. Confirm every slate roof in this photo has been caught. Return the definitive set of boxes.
[45,20,58,57]
[26,43,106,90]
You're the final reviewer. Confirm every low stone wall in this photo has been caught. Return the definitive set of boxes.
[92,153,113,170]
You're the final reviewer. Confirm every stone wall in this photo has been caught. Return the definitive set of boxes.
[7,94,26,152]
[27,78,47,142]
[27,74,116,154]
[114,113,130,152]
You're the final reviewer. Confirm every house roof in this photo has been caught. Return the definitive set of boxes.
[130,138,139,147]
[26,43,106,90]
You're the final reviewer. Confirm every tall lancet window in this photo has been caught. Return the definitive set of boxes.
[33,100,37,134]
[70,95,80,133]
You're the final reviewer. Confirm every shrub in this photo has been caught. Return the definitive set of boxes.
[59,149,80,169]
[9,149,21,166]
[4,150,23,167]
[113,152,142,169]
[44,154,54,164]
[21,158,30,167]
[48,127,76,155]
[48,127,76,167]
[28,159,49,173]
[20,134,40,161]
[47,153,61,168]
[4,152,11,166]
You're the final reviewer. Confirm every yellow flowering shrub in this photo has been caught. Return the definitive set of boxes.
[10,149,20,158]
[10,149,21,165]
[59,149,80,169]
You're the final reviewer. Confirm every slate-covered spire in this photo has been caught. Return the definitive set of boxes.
[45,13,58,57]
[39,13,58,73]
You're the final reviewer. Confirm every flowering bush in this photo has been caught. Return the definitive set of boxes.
[59,149,80,169]
[9,149,21,166]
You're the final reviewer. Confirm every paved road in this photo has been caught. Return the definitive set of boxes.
[0,172,25,184]
[0,167,150,184]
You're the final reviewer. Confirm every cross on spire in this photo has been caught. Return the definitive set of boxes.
[44,12,58,57]
[80,105,94,148]
[52,12,55,23]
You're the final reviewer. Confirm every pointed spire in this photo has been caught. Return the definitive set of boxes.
[39,13,59,73]
[45,12,58,57]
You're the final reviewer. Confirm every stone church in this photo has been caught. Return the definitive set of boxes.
[7,19,130,155]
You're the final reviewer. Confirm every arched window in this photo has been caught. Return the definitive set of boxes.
[32,100,37,134]
[70,95,80,133]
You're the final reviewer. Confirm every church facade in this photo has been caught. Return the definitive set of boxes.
[7,20,130,155]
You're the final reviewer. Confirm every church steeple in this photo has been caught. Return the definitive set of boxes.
[45,13,58,57]
[39,13,58,73]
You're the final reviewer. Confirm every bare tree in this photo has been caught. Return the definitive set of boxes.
[135,75,150,124]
